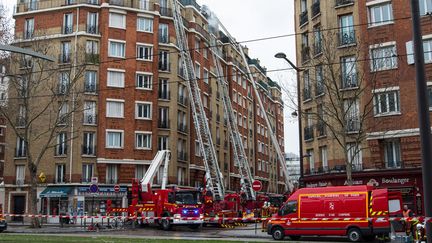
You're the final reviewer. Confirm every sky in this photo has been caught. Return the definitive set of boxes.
[0,0,300,155]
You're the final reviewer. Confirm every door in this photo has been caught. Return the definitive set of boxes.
[12,195,25,222]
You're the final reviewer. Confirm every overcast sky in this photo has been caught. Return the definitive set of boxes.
[0,0,299,155]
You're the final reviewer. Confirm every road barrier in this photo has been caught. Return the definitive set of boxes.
[1,213,431,223]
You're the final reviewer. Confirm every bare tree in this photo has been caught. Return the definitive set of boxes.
[0,4,13,46]
[1,33,87,227]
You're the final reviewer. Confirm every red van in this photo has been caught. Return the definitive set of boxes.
[266,185,402,242]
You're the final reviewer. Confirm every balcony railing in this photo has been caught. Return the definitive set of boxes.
[59,54,71,64]
[301,46,310,63]
[315,83,324,96]
[342,73,358,89]
[314,41,322,55]
[346,117,360,132]
[85,53,99,64]
[158,34,169,44]
[335,0,354,7]
[84,82,97,93]
[303,87,311,101]
[311,1,320,17]
[15,0,100,13]
[24,30,34,39]
[158,120,170,129]
[58,83,69,95]
[55,145,68,156]
[338,30,356,46]
[158,62,171,72]
[86,25,98,34]
[83,114,97,124]
[63,25,73,35]
[178,95,188,105]
[158,91,170,100]
[192,22,210,40]
[15,148,26,157]
[299,11,308,26]
[304,126,314,140]
[82,145,96,155]
[317,121,326,137]
[178,123,187,133]
[160,7,172,17]
[178,151,187,161]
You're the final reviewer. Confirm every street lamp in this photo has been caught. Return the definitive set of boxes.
[275,52,305,187]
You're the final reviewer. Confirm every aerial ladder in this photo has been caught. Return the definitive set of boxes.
[207,30,255,201]
[140,150,170,192]
[171,1,225,201]
[207,13,294,193]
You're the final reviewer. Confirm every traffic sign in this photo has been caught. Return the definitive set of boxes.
[91,177,98,184]
[89,184,99,194]
[252,180,262,192]
[114,184,120,193]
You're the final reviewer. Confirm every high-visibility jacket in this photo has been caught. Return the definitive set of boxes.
[403,209,412,217]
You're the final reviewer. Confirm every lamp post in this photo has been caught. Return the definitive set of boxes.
[275,52,305,187]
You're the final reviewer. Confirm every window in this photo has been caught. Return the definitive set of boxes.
[107,70,125,87]
[109,13,126,29]
[136,165,147,179]
[306,149,314,172]
[300,0,307,13]
[313,25,322,55]
[368,2,393,26]
[203,69,209,84]
[346,143,362,170]
[58,102,69,125]
[83,101,96,125]
[137,44,153,60]
[339,14,355,46]
[341,56,357,88]
[83,132,95,155]
[158,23,169,43]
[109,41,125,58]
[106,164,118,184]
[177,110,187,132]
[58,72,70,94]
[16,165,25,185]
[344,99,360,132]
[158,136,169,150]
[87,12,98,34]
[177,167,185,185]
[106,100,124,118]
[16,137,26,157]
[203,44,208,58]
[303,70,311,100]
[195,63,201,79]
[371,44,397,71]
[374,89,400,115]
[279,201,298,216]
[24,18,34,39]
[159,107,169,128]
[86,40,98,54]
[55,164,66,183]
[195,140,201,157]
[136,132,152,149]
[136,102,152,119]
[420,0,432,15]
[384,139,401,168]
[56,132,67,156]
[159,79,170,100]
[195,37,200,52]
[137,17,153,32]
[85,71,97,93]
[315,65,323,95]
[424,39,432,63]
[106,130,123,148]
[63,13,73,34]
[159,50,169,71]
[60,41,71,63]
[136,73,152,89]
[428,86,432,110]
[82,164,93,183]
[319,146,328,170]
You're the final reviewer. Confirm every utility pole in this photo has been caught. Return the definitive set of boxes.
[410,0,432,239]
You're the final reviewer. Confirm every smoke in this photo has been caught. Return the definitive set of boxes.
[201,5,219,34]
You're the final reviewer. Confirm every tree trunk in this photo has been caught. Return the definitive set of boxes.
[345,151,353,186]
[28,165,40,228]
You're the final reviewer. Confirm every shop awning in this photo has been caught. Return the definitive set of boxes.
[40,186,73,198]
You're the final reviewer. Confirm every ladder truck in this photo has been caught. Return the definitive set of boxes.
[106,151,204,230]
[171,0,225,202]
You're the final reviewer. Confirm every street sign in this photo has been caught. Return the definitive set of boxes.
[89,184,99,194]
[114,184,120,193]
[252,180,262,192]
[91,177,98,184]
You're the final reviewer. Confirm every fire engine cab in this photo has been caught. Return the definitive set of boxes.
[267,185,402,242]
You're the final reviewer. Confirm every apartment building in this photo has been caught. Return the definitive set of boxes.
[4,0,285,220]
[295,0,430,214]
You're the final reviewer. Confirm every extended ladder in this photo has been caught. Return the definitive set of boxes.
[141,150,171,192]
[208,34,256,201]
[216,21,294,193]
[171,1,225,200]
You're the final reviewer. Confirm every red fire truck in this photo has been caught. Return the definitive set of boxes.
[107,151,203,230]
[266,185,402,242]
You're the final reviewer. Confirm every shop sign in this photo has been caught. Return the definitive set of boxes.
[78,186,127,194]
[381,177,411,186]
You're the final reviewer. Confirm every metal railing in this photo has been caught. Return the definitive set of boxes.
[15,148,26,157]
[84,83,97,93]
[158,61,171,72]
[109,0,152,10]
[299,11,308,26]
[192,22,210,40]
[158,33,169,44]
[15,0,100,13]
[82,145,96,155]
[55,145,68,156]
[178,95,188,105]
[304,126,314,140]
[178,123,187,132]
[335,0,354,7]
[86,25,98,34]
[63,25,73,35]
[158,120,170,129]
[317,122,326,137]
[338,30,356,46]
[158,90,170,100]
[346,117,360,132]
[315,83,324,96]
[59,54,71,64]
[301,46,310,63]
[160,7,172,17]
[342,73,358,89]
[106,178,118,184]
[303,87,312,101]
[57,83,69,95]
[24,30,34,39]
[83,114,97,124]
[178,151,187,161]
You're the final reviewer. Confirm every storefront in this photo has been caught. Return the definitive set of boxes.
[77,186,127,219]
[302,168,423,215]
[39,186,73,224]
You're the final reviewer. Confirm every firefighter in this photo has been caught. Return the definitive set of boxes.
[402,205,415,236]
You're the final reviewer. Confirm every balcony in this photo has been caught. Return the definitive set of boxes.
[86,25,98,34]
[299,11,308,26]
[341,73,358,89]
[178,151,188,161]
[15,0,100,14]
[304,126,314,140]
[59,54,71,64]
[311,1,320,17]
[84,82,97,93]
[83,114,97,125]
[303,88,311,101]
[82,145,96,156]
[317,121,326,137]
[85,53,99,64]
[192,22,210,41]
[158,120,170,129]
[335,0,354,7]
[301,46,310,63]
[160,7,172,17]
[346,117,360,132]
[338,30,356,46]
[63,25,73,35]
[179,0,201,11]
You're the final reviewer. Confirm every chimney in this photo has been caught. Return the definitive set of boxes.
[243,45,249,55]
